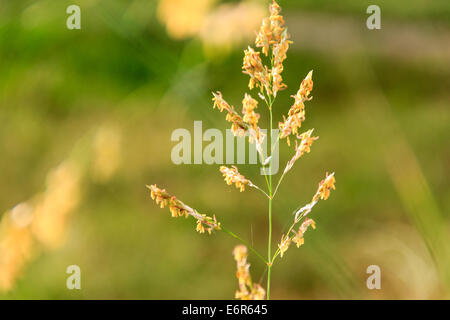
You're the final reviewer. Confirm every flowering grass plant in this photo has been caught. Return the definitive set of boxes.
[148,0,336,300]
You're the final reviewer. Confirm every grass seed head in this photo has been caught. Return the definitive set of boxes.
[212,91,248,137]
[219,166,253,192]
[292,218,316,248]
[313,172,336,201]
[242,47,271,95]
[233,245,266,300]
[278,234,291,258]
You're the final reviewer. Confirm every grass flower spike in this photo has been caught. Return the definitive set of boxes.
[233,245,265,300]
[242,93,260,132]
[271,30,292,97]
[213,91,265,158]
[147,185,221,234]
[274,172,335,260]
[242,47,271,95]
[293,172,336,221]
[255,0,285,55]
[212,91,248,137]
[220,166,252,192]
[314,172,337,201]
[292,218,316,248]
[284,129,319,174]
[278,234,291,258]
[220,166,269,198]
[279,71,313,145]
[242,93,265,147]
[268,0,284,43]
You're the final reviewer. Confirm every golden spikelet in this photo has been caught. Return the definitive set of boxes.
[242,93,260,128]
[254,0,291,97]
[279,71,313,145]
[219,166,255,192]
[255,17,271,56]
[292,218,316,248]
[242,93,265,146]
[277,218,316,257]
[313,172,336,202]
[284,129,319,174]
[212,92,265,152]
[271,30,292,97]
[212,91,248,137]
[293,172,337,221]
[242,47,271,95]
[268,0,284,43]
[147,184,221,234]
[255,0,286,55]
[233,245,265,300]
[278,234,291,258]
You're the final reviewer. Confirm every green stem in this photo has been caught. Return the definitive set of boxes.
[270,211,308,266]
[221,225,267,265]
[267,107,273,300]
[272,170,286,199]
[263,167,271,192]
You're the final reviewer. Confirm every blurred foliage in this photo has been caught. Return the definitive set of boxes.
[0,0,449,299]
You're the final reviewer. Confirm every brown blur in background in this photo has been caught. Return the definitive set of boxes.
[0,0,449,299]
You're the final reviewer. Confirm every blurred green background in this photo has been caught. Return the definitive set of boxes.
[0,0,449,299]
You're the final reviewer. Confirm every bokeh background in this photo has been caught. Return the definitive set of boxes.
[0,0,449,299]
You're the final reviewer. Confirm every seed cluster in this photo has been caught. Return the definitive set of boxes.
[279,71,314,146]
[233,245,265,300]
[219,166,253,192]
[148,184,221,234]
